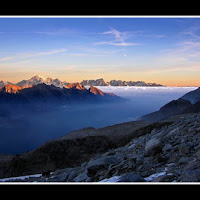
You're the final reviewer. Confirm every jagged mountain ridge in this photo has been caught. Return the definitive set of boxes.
[0,76,163,88]
[81,79,109,86]
[0,81,14,88]
[16,75,70,88]
[81,78,163,87]
[65,82,87,90]
[0,83,124,105]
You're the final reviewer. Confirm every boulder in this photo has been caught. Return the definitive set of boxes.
[196,149,200,160]
[180,143,191,154]
[117,173,145,182]
[151,174,175,182]
[145,137,163,156]
[87,156,119,176]
[162,144,172,153]
[73,171,88,182]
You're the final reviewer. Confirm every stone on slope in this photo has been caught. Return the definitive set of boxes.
[180,160,200,182]
[162,144,172,153]
[117,173,145,182]
[86,156,119,176]
[145,137,163,156]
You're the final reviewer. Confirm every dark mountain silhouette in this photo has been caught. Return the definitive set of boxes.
[140,98,192,122]
[140,85,200,122]
[140,86,200,122]
[182,100,200,114]
[181,87,200,104]
[0,83,125,107]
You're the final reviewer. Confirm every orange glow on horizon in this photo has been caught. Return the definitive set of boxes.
[1,73,200,87]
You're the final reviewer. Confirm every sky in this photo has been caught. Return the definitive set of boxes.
[1,16,200,86]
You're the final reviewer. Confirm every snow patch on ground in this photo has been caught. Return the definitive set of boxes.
[99,176,121,182]
[144,172,166,182]
[0,174,42,182]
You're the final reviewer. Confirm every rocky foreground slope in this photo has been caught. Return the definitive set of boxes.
[1,113,200,182]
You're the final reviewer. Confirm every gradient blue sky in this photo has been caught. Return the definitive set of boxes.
[1,17,200,86]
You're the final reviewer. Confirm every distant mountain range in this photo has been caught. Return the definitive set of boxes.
[81,78,163,87]
[16,75,70,88]
[141,87,200,122]
[0,82,124,107]
[0,76,163,88]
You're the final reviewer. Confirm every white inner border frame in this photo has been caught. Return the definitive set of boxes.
[0,14,199,185]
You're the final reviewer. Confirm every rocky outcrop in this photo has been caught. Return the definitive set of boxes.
[0,84,23,94]
[65,83,86,90]
[89,86,104,96]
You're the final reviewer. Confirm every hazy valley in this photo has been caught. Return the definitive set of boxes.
[0,77,196,155]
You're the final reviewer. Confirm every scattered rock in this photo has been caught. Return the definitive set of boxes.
[196,149,200,160]
[86,156,119,176]
[162,144,172,153]
[145,137,163,156]
[180,160,200,182]
[117,173,145,182]
[74,172,88,182]
[180,144,191,154]
[2,113,200,183]
[152,173,175,182]
[128,143,136,150]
